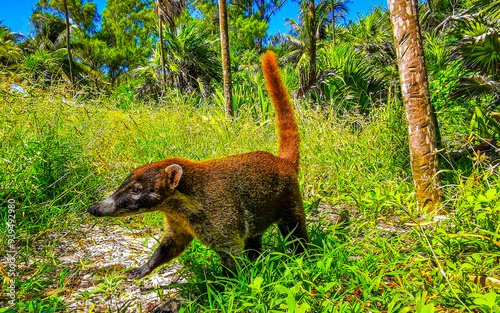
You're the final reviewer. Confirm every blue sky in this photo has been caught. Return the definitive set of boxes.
[1,0,386,36]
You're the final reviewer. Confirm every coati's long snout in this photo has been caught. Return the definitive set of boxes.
[87,51,308,280]
[87,164,182,217]
[86,200,108,217]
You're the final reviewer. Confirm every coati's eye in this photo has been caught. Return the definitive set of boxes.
[131,187,141,194]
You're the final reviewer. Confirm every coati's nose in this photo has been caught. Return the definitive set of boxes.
[87,204,100,216]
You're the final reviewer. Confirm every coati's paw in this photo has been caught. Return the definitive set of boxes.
[125,265,151,279]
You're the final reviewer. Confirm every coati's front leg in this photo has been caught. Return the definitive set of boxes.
[210,237,245,277]
[126,231,193,279]
[217,247,243,278]
[245,235,263,260]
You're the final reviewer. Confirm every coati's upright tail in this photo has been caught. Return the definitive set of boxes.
[262,51,300,174]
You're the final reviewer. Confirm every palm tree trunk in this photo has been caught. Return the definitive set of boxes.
[256,38,263,54]
[63,0,74,88]
[388,0,443,212]
[256,0,265,54]
[218,0,234,117]
[331,1,336,46]
[426,0,436,24]
[93,77,99,91]
[158,19,167,91]
[308,0,316,87]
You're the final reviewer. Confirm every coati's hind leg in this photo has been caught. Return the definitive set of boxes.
[278,205,309,254]
[245,235,263,261]
[126,230,193,279]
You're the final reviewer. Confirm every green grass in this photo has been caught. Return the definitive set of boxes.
[1,84,499,312]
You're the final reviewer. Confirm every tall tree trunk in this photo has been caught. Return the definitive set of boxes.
[426,0,436,26]
[308,0,316,87]
[388,0,443,212]
[63,0,74,88]
[256,38,263,54]
[218,0,234,117]
[255,0,265,54]
[158,19,167,92]
[331,1,336,46]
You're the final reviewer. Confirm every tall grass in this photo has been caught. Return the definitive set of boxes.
[1,83,499,312]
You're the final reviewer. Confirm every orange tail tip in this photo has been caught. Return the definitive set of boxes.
[262,51,300,174]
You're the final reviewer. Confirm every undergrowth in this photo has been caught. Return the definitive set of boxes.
[0,84,499,312]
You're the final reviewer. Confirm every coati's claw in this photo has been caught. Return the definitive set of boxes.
[125,265,151,279]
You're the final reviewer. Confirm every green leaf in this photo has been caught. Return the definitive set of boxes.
[317,260,325,270]
[297,303,311,313]
[486,189,497,201]
[286,292,296,313]
[484,291,497,304]
[296,257,303,268]
[325,282,336,291]
[421,303,435,313]
[275,284,289,294]
[249,276,264,292]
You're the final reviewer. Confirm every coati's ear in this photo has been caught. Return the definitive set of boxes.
[165,164,183,189]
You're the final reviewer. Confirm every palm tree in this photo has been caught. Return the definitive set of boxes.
[308,0,317,87]
[62,0,74,87]
[155,0,186,31]
[449,9,500,102]
[219,0,234,117]
[328,0,349,46]
[343,7,398,87]
[22,11,68,54]
[165,0,233,116]
[157,18,167,91]
[319,43,387,112]
[132,46,163,100]
[345,7,394,64]
[485,0,500,22]
[0,23,23,72]
[154,0,186,91]
[36,0,99,87]
[18,11,73,84]
[388,0,443,212]
[345,7,391,47]
[134,23,222,97]
[274,0,331,96]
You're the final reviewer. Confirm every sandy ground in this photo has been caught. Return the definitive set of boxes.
[8,220,188,312]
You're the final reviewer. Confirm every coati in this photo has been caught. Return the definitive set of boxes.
[87,51,309,279]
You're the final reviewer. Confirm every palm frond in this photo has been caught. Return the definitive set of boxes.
[155,0,186,30]
[484,0,500,22]
[452,26,500,79]
[451,75,500,100]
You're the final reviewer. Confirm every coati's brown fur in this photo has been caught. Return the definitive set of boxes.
[87,51,308,279]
